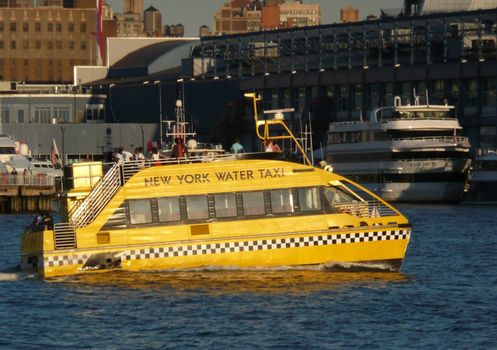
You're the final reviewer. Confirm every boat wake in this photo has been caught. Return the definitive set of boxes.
[0,267,36,282]
[321,261,398,272]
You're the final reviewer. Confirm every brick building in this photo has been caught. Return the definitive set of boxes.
[214,0,320,35]
[0,0,115,83]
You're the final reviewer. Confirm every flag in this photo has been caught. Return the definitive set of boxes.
[51,139,60,167]
[96,0,104,66]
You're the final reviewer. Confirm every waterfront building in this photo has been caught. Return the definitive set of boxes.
[74,2,497,157]
[192,5,497,154]
[144,6,162,37]
[0,83,157,163]
[0,1,114,83]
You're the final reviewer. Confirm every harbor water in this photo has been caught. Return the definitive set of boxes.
[1,205,496,349]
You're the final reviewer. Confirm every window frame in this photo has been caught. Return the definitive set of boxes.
[157,197,181,223]
[128,199,153,225]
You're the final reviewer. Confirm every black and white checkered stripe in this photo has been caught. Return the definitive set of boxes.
[43,229,410,267]
[44,253,90,268]
[122,229,410,262]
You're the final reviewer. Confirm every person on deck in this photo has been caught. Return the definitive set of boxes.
[265,140,281,153]
[171,138,188,159]
[230,139,244,154]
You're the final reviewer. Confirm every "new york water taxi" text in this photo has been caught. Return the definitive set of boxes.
[144,168,285,187]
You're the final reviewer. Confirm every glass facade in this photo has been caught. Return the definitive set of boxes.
[194,8,497,151]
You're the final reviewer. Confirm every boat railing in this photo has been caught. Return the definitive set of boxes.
[68,163,122,228]
[391,136,469,143]
[332,200,397,218]
[383,116,456,121]
[0,174,57,187]
[121,154,237,182]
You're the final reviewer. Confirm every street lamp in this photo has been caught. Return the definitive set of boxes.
[154,80,163,147]
[60,125,66,167]
[176,78,185,115]
[109,83,117,122]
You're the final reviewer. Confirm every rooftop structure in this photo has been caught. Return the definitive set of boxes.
[144,6,163,37]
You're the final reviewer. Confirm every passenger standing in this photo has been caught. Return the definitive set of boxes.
[137,147,146,161]
[151,147,161,166]
[172,138,188,159]
[230,139,244,154]
[115,147,124,165]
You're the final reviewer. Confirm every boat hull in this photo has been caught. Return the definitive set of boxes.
[21,226,411,278]
[365,181,466,202]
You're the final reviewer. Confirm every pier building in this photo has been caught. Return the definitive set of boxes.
[82,4,497,155]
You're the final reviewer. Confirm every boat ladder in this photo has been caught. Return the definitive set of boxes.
[68,163,122,228]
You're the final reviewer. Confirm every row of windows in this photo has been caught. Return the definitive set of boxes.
[263,78,497,114]
[0,40,87,50]
[0,22,87,33]
[127,187,332,226]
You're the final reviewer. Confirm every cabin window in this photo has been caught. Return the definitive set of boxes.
[324,186,355,206]
[270,189,294,214]
[157,197,181,222]
[298,188,321,212]
[214,193,237,218]
[129,199,152,225]
[186,195,209,220]
[242,191,265,216]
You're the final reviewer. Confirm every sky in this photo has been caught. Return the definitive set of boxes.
[106,0,404,36]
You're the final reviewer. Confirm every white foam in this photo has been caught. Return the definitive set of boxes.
[0,272,35,282]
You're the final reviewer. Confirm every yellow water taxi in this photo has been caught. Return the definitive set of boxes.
[20,94,411,278]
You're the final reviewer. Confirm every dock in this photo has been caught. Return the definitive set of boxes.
[0,174,58,213]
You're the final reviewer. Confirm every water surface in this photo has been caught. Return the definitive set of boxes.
[1,205,496,349]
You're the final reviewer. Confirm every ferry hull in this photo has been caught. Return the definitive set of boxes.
[22,226,411,278]
[367,182,466,202]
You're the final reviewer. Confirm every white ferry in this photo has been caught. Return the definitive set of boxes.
[464,149,497,204]
[325,95,471,202]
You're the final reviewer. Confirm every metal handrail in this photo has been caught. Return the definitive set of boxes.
[391,136,468,143]
[0,174,57,187]
[332,200,397,218]
[69,163,122,228]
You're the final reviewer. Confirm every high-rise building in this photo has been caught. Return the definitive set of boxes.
[115,12,143,37]
[340,7,359,23]
[279,1,320,27]
[215,0,320,35]
[144,6,162,37]
[0,1,112,83]
[123,0,142,14]
[116,0,144,37]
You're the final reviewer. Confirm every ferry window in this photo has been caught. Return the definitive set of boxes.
[242,191,265,216]
[324,186,355,206]
[298,188,321,212]
[186,195,209,220]
[129,199,152,225]
[157,197,181,222]
[214,193,237,218]
[270,189,294,214]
